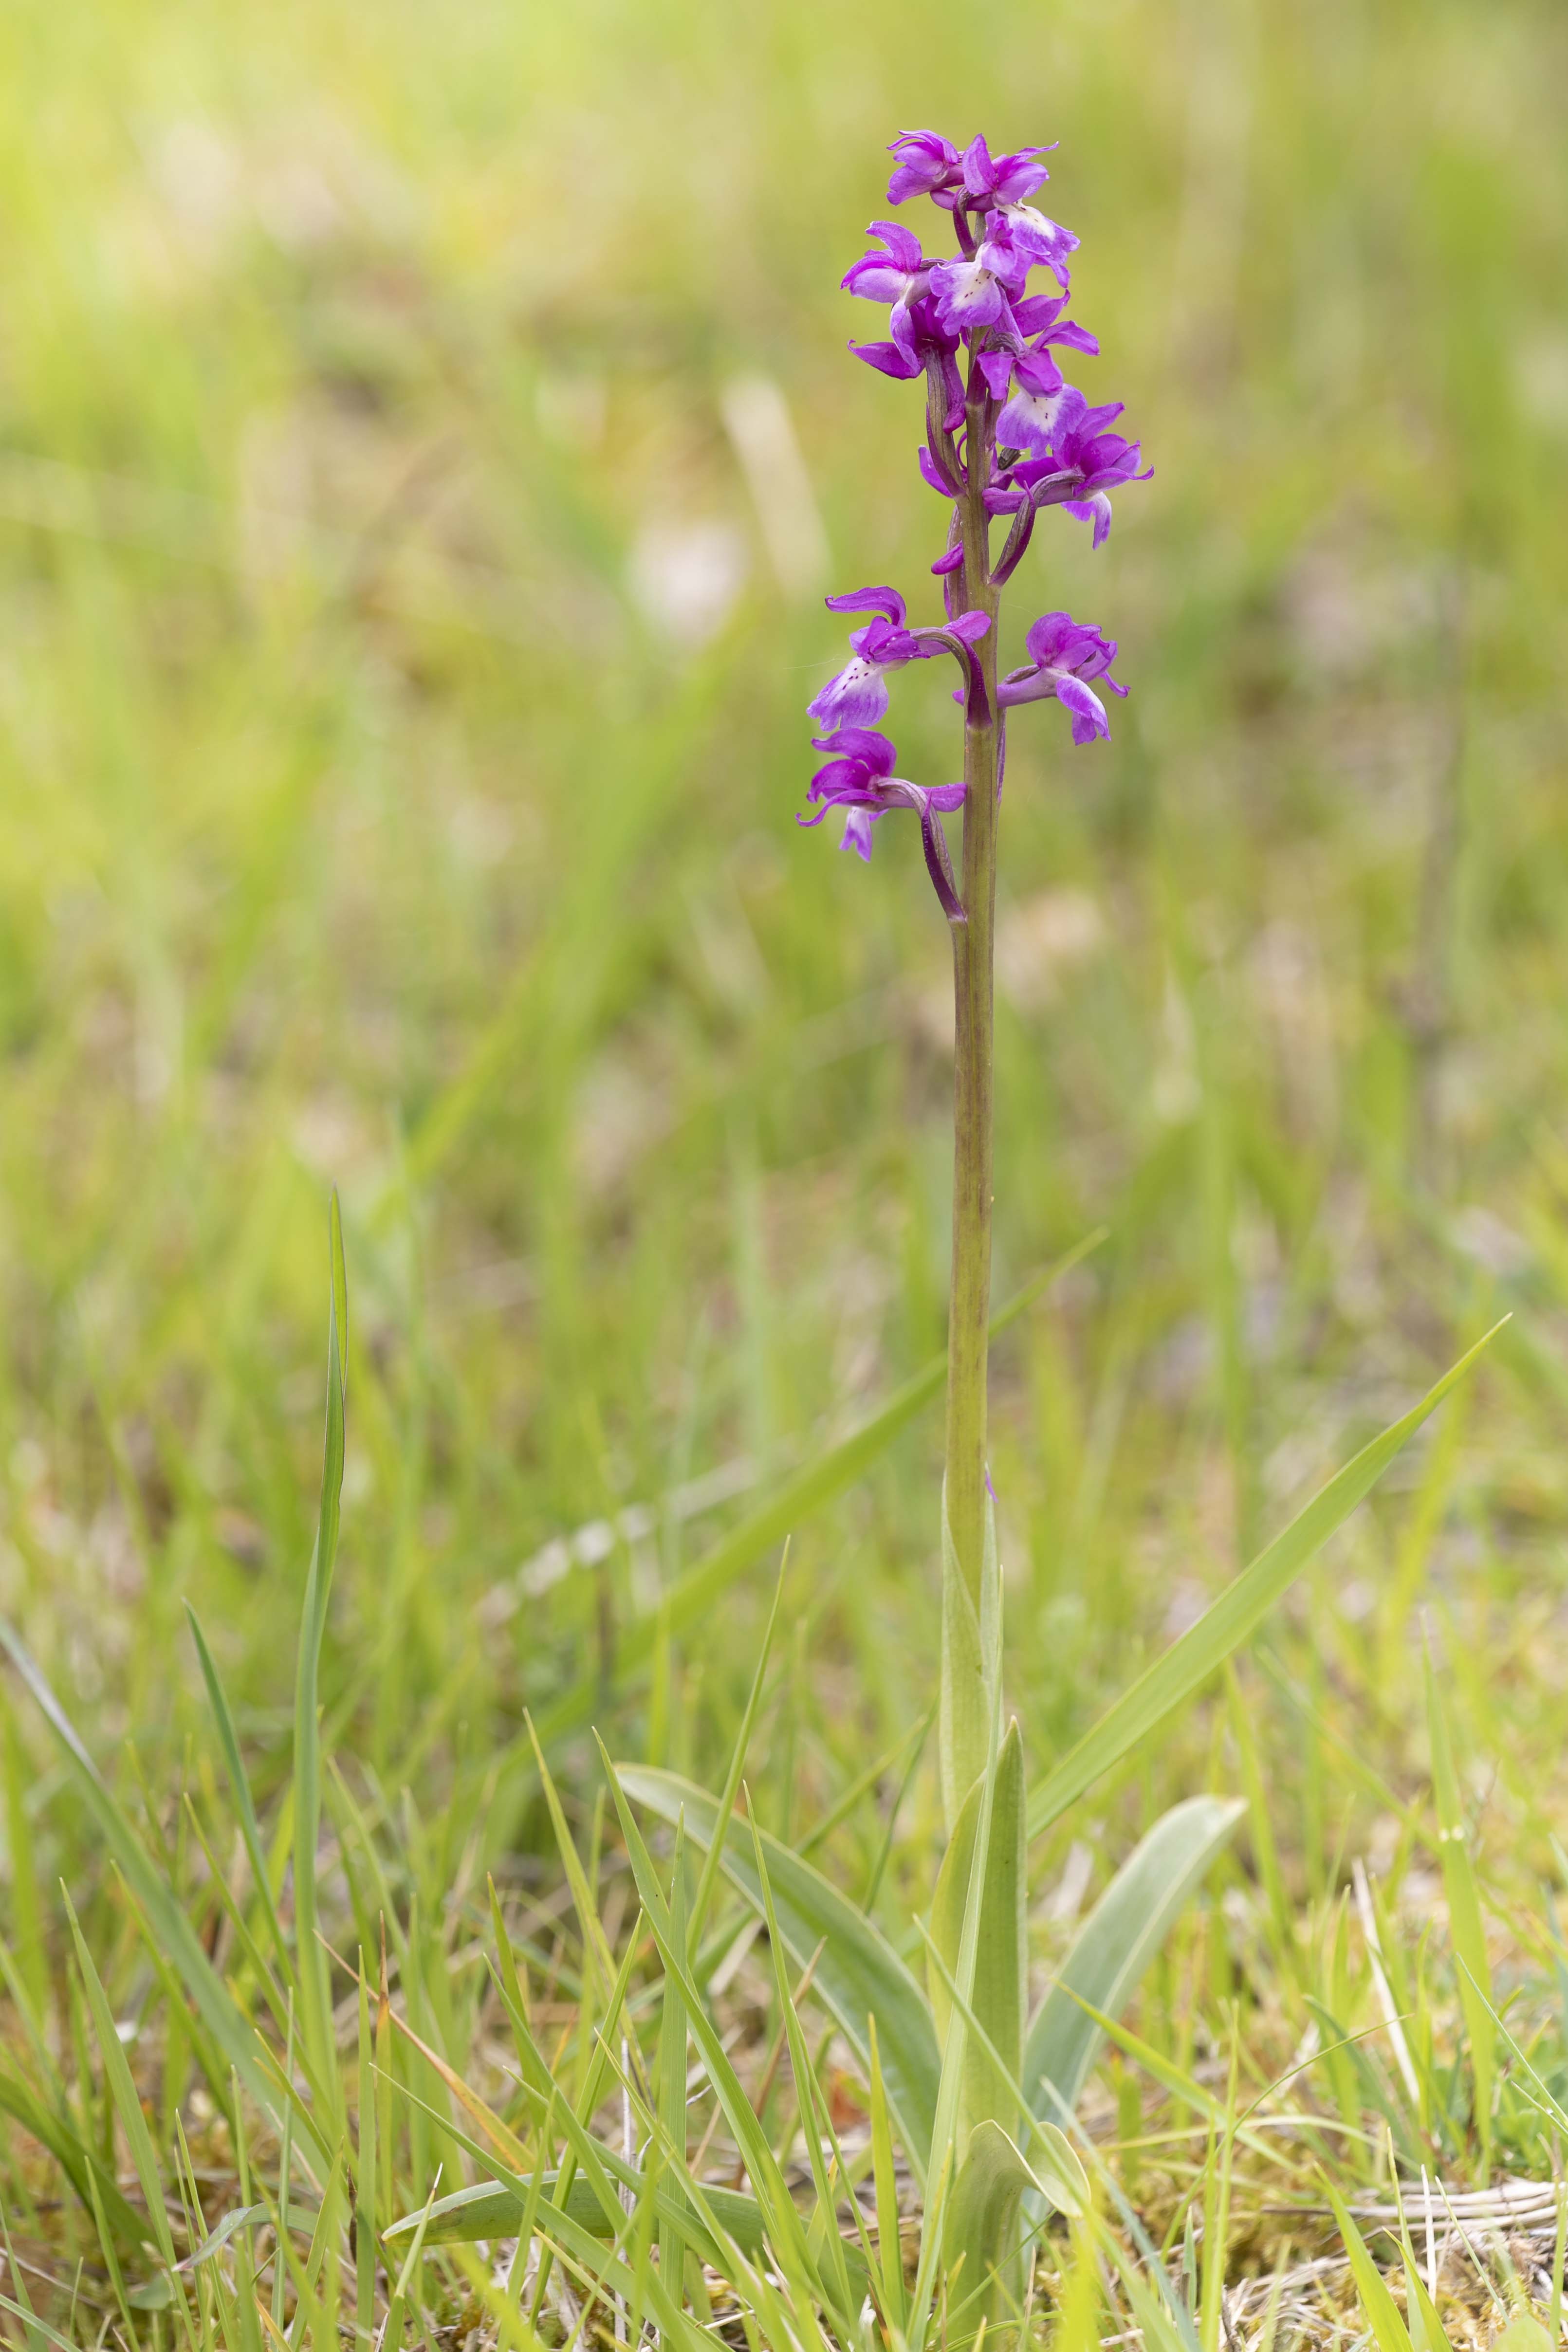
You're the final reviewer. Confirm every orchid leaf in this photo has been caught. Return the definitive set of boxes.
[929,1720,1026,2144]
[1025,1795,1243,2122]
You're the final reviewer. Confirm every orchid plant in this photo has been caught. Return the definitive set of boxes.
[381,129,1490,2351]
[802,129,1146,1806]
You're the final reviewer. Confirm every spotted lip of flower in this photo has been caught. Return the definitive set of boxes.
[801,727,968,919]
[927,218,1031,337]
[885,129,963,207]
[807,587,991,730]
[997,611,1127,743]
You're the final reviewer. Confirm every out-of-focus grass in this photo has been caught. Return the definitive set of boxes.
[0,0,1567,2332]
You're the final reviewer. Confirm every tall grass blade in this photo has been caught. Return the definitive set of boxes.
[184,1603,292,1985]
[1325,2180,1418,2352]
[293,1194,350,2104]
[1424,1641,1494,2171]
[1027,1327,1501,1838]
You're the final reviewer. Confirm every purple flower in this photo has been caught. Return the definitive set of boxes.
[927,216,1031,336]
[959,133,1054,208]
[987,200,1077,286]
[842,220,931,354]
[885,129,964,208]
[801,728,967,919]
[989,387,1151,545]
[808,586,991,730]
[997,611,1127,742]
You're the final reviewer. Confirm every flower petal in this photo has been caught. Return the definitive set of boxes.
[825,584,908,625]
[807,660,889,731]
[840,808,876,860]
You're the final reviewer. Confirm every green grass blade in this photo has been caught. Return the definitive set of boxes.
[61,1887,181,2281]
[1027,1327,1502,1839]
[1325,2179,1417,2352]
[1424,1640,1494,2170]
[616,1763,940,2173]
[184,1603,293,1987]
[658,1819,690,2341]
[1023,1797,1243,2122]
[292,1193,350,2105]
[688,1559,785,1955]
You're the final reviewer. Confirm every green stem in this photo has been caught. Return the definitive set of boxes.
[943,379,1001,1608]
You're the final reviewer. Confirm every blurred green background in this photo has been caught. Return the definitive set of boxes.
[0,0,1565,1879]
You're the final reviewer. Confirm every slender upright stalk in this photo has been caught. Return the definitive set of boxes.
[944,386,1001,1606]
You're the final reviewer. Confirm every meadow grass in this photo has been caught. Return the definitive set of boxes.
[1,0,1567,2340]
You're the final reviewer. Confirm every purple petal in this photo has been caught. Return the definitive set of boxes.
[1012,293,1069,336]
[927,257,1004,331]
[825,584,908,625]
[917,445,959,496]
[946,609,991,643]
[1056,673,1110,742]
[1043,318,1099,356]
[931,544,964,576]
[1015,346,1065,397]
[849,339,922,380]
[869,217,924,272]
[927,782,967,811]
[976,345,1015,402]
[807,660,889,731]
[810,726,898,774]
[1063,493,1114,547]
[843,259,918,304]
[840,808,876,860]
[961,134,996,197]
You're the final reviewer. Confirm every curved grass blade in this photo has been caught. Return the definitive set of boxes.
[616,1763,940,2171]
[1027,1325,1502,1840]
[1024,1796,1243,2122]
[184,1603,292,1987]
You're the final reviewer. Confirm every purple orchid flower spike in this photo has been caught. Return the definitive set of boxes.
[807,127,1147,932]
[801,729,966,920]
[997,612,1127,742]
[808,586,991,730]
